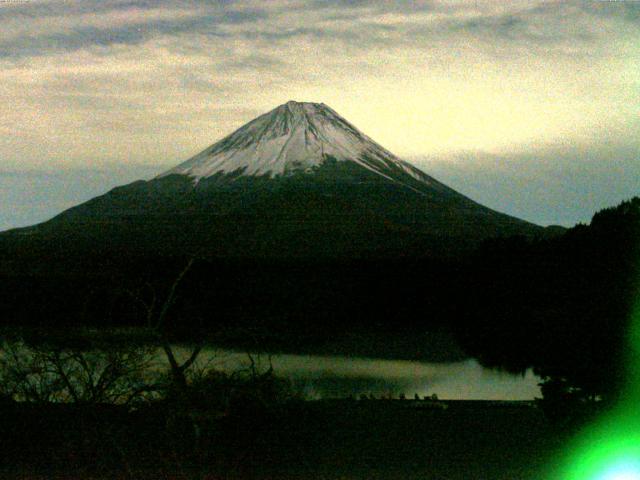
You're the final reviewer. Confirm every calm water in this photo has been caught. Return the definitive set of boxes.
[173,347,541,400]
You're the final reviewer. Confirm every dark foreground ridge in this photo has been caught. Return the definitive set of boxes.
[0,396,557,480]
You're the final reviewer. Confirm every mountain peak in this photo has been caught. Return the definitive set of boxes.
[270,100,335,130]
[161,101,425,182]
[283,100,327,109]
[284,100,322,106]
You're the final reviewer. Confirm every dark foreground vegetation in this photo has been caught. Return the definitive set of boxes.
[0,395,559,479]
[455,197,640,414]
[0,331,562,479]
[0,197,637,478]
[0,332,298,479]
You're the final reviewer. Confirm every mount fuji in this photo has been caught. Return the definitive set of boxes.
[0,101,551,341]
[1,101,541,260]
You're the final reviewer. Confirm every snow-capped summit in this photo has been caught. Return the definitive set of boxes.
[161,101,433,188]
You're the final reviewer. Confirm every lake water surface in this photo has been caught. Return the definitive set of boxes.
[174,347,541,400]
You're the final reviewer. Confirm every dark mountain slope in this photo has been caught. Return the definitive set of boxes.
[0,102,545,346]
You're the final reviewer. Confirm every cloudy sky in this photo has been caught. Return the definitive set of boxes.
[1,0,638,230]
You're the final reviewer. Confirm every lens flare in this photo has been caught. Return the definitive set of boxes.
[559,423,640,480]
[599,459,640,480]
[558,259,640,480]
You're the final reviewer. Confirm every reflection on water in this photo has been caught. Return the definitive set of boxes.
[172,347,541,400]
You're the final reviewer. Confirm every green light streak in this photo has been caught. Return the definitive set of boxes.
[560,426,640,479]
[558,270,640,480]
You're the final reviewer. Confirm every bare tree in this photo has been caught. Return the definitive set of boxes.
[0,339,157,405]
[128,258,204,393]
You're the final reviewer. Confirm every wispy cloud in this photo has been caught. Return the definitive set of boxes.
[0,0,637,169]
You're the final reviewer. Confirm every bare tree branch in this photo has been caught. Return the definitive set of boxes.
[153,258,195,331]
[179,344,203,374]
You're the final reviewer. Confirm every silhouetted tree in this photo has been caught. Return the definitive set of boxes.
[128,258,204,393]
[0,338,156,404]
[453,197,640,413]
